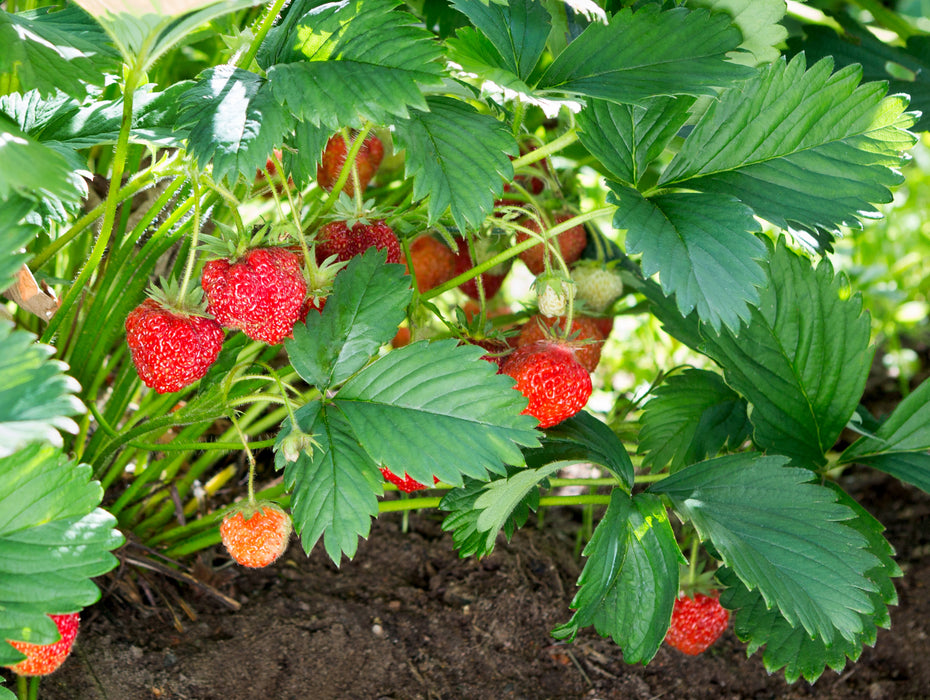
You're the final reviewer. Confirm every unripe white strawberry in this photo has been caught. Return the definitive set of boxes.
[571,262,624,314]
[534,273,574,318]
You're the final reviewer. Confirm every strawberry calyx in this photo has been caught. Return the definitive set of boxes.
[144,276,212,319]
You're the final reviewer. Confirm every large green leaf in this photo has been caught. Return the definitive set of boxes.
[688,0,787,66]
[0,444,123,665]
[0,114,86,206]
[842,378,930,459]
[660,54,917,252]
[283,120,331,189]
[639,368,751,473]
[276,401,382,565]
[576,96,695,188]
[0,323,84,458]
[0,5,118,97]
[537,5,752,104]
[651,453,880,645]
[393,96,517,231]
[336,339,540,487]
[0,208,34,291]
[551,491,683,664]
[266,0,444,130]
[701,239,873,467]
[179,66,293,184]
[611,185,767,332]
[448,0,549,80]
[286,249,412,390]
[849,452,930,495]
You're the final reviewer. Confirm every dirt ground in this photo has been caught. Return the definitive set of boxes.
[3,462,925,700]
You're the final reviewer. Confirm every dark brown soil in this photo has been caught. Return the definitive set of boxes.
[8,465,928,700]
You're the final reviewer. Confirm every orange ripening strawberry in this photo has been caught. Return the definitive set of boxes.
[5,612,80,676]
[406,235,456,293]
[452,236,511,300]
[517,314,605,373]
[125,299,224,394]
[202,246,307,345]
[220,502,292,568]
[665,592,730,656]
[317,132,384,196]
[315,219,402,265]
[516,215,587,275]
[500,340,592,428]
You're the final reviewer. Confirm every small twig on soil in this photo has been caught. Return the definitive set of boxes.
[121,553,241,611]
[565,648,593,687]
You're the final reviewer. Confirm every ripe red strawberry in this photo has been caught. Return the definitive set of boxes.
[517,314,605,373]
[126,299,224,394]
[516,215,587,275]
[202,247,307,345]
[220,502,292,568]
[466,337,511,368]
[379,466,441,493]
[495,144,549,208]
[255,148,294,196]
[591,315,614,339]
[453,236,511,300]
[406,235,456,293]
[665,592,730,656]
[5,612,80,676]
[500,340,592,428]
[317,132,384,196]
[315,219,402,265]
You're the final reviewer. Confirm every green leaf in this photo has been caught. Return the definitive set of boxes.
[528,410,635,488]
[265,0,444,130]
[276,401,382,565]
[0,5,118,97]
[610,185,767,331]
[0,322,84,458]
[474,461,565,533]
[552,491,683,664]
[179,66,293,184]
[336,339,540,487]
[687,0,787,66]
[639,368,751,473]
[576,96,695,187]
[439,467,540,558]
[787,13,930,131]
[393,96,517,231]
[651,453,881,645]
[286,250,412,390]
[537,6,752,104]
[0,114,86,206]
[448,0,549,80]
[0,207,34,291]
[842,378,930,459]
[0,683,13,699]
[0,444,123,665]
[660,54,917,252]
[283,119,331,189]
[850,452,930,495]
[701,239,873,467]
[718,483,899,683]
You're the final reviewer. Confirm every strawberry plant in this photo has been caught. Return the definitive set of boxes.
[2,0,930,694]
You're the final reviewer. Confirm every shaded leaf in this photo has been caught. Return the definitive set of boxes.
[0,114,86,206]
[842,378,930,459]
[688,0,787,66]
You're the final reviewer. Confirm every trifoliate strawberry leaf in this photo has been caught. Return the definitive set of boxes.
[0,5,118,97]
[842,378,930,461]
[701,239,872,467]
[336,339,540,488]
[650,453,881,645]
[537,5,753,104]
[576,96,695,188]
[527,411,634,489]
[552,491,683,664]
[639,368,751,473]
[179,66,293,184]
[787,12,930,131]
[0,443,123,665]
[439,467,540,559]
[448,0,549,80]
[473,461,566,539]
[286,249,412,390]
[275,401,382,565]
[660,54,917,252]
[688,0,787,66]
[0,323,84,458]
[393,96,517,231]
[610,185,766,332]
[265,0,444,130]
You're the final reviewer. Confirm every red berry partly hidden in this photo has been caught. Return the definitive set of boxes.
[126,299,224,394]
[516,215,587,275]
[317,132,384,196]
[500,340,592,429]
[665,592,730,656]
[5,613,80,676]
[453,236,511,300]
[315,220,402,265]
[220,503,292,568]
[466,337,511,369]
[202,247,307,345]
[516,314,605,373]
[379,466,440,493]
[406,235,456,293]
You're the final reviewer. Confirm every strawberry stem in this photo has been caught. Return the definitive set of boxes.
[177,177,203,302]
[229,412,257,505]
[511,128,578,170]
[236,0,288,70]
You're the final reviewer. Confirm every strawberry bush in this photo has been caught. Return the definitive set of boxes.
[3,0,930,695]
